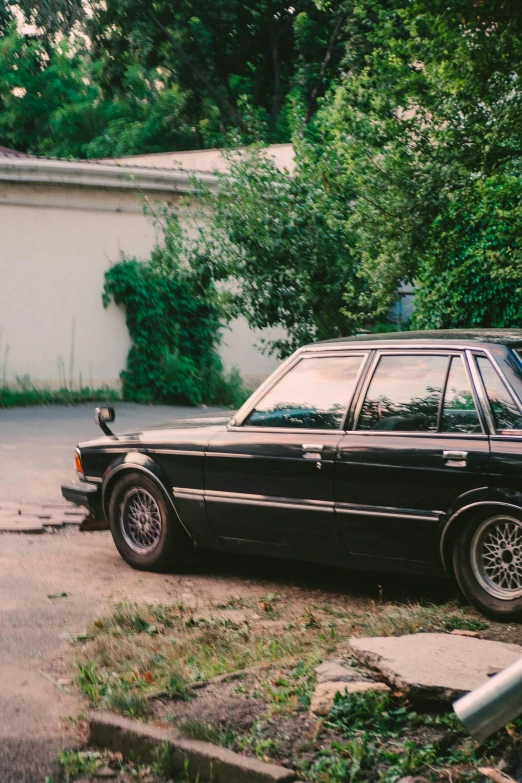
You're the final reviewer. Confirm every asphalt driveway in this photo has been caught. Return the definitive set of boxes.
[0,402,223,504]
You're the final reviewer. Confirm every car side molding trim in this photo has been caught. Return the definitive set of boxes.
[175,487,335,511]
[336,505,440,522]
[148,449,203,457]
[440,500,522,569]
[173,487,440,521]
[173,487,205,496]
[103,463,193,540]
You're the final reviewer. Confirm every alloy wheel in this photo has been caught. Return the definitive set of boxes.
[471,515,522,600]
[120,487,162,555]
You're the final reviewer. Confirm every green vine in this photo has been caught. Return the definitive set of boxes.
[102,213,248,408]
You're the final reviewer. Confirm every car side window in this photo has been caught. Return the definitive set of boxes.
[357,354,447,432]
[441,356,481,433]
[243,355,365,430]
[476,356,522,433]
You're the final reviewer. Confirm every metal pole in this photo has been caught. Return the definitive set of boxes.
[454,657,522,742]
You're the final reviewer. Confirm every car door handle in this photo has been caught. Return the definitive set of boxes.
[302,443,324,460]
[442,450,468,465]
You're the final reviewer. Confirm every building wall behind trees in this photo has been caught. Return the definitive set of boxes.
[0,179,280,391]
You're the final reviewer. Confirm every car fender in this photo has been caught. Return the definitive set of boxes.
[439,486,522,570]
[102,452,193,541]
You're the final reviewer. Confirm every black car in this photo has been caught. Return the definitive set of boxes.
[63,329,522,622]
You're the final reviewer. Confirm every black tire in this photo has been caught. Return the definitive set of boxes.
[109,472,187,572]
[452,509,522,622]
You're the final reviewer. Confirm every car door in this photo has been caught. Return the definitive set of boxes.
[205,351,369,555]
[470,349,522,496]
[335,350,490,564]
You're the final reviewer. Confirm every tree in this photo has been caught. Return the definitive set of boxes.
[0,1,349,155]
[193,141,378,358]
[0,26,202,157]
[85,0,349,146]
[0,0,85,36]
[320,0,522,328]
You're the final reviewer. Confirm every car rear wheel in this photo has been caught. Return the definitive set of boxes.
[453,510,522,622]
[109,473,187,572]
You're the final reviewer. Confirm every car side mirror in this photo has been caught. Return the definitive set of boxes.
[94,406,116,436]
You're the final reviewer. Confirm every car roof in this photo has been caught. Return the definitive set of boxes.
[311,328,522,350]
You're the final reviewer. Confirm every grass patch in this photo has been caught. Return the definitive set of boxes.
[177,717,236,747]
[57,746,176,781]
[299,689,522,783]
[341,602,488,637]
[75,598,487,719]
[58,750,102,781]
[0,382,121,408]
[71,591,520,782]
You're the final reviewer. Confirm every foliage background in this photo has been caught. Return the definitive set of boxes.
[2,0,522,373]
[102,211,248,407]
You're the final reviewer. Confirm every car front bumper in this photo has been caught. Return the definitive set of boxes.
[61,480,103,519]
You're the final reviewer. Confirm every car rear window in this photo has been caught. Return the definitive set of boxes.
[476,356,522,433]
[441,356,481,434]
[357,354,447,432]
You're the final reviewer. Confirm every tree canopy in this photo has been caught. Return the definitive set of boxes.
[322,0,522,330]
[2,0,522,345]
[0,0,348,155]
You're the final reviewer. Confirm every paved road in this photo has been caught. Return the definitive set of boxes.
[0,402,223,504]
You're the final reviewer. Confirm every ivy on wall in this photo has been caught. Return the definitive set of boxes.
[102,214,248,408]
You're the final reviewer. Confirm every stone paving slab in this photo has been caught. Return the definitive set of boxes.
[0,503,88,533]
[349,633,522,705]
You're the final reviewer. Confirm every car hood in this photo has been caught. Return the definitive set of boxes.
[79,411,235,450]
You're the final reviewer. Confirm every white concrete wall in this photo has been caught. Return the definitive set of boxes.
[99,143,295,175]
[219,317,285,390]
[0,183,280,390]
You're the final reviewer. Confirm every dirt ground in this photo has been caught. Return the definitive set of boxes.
[0,526,459,783]
[2,526,521,783]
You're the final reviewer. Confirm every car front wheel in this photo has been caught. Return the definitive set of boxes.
[453,510,522,622]
[109,473,187,572]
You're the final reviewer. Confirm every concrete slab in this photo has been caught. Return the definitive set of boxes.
[0,503,88,532]
[0,515,44,533]
[90,710,298,783]
[349,633,522,704]
[315,660,356,684]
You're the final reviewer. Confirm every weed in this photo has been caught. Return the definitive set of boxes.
[57,749,102,780]
[166,672,190,700]
[73,597,498,783]
[236,719,280,761]
[76,659,151,718]
[150,743,171,776]
[302,689,522,783]
[0,381,121,409]
[326,690,416,737]
[177,718,236,747]
[105,690,151,718]
[214,596,244,609]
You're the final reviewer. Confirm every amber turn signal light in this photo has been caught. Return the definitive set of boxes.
[74,451,83,474]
